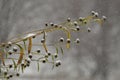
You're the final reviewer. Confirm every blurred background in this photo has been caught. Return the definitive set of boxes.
[0,0,120,80]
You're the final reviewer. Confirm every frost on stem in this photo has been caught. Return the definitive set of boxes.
[0,11,106,79]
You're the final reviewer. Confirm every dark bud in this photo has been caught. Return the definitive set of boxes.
[59,25,62,28]
[59,37,64,42]
[42,59,46,63]
[41,39,45,43]
[37,49,41,53]
[13,47,18,52]
[75,38,80,44]
[4,72,7,75]
[45,54,48,58]
[50,22,54,26]
[8,42,12,47]
[32,36,36,38]
[67,18,71,22]
[8,50,13,55]
[45,23,48,26]
[26,63,30,67]
[79,17,84,22]
[9,64,13,68]
[67,39,71,43]
[16,73,20,77]
[9,75,13,78]
[54,54,58,58]
[28,54,32,59]
[1,43,6,47]
[54,24,58,28]
[87,28,91,32]
[6,76,10,79]
[47,52,51,56]
[74,21,78,26]
[91,11,95,16]
[6,45,9,48]
[102,16,107,21]
[76,26,80,31]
